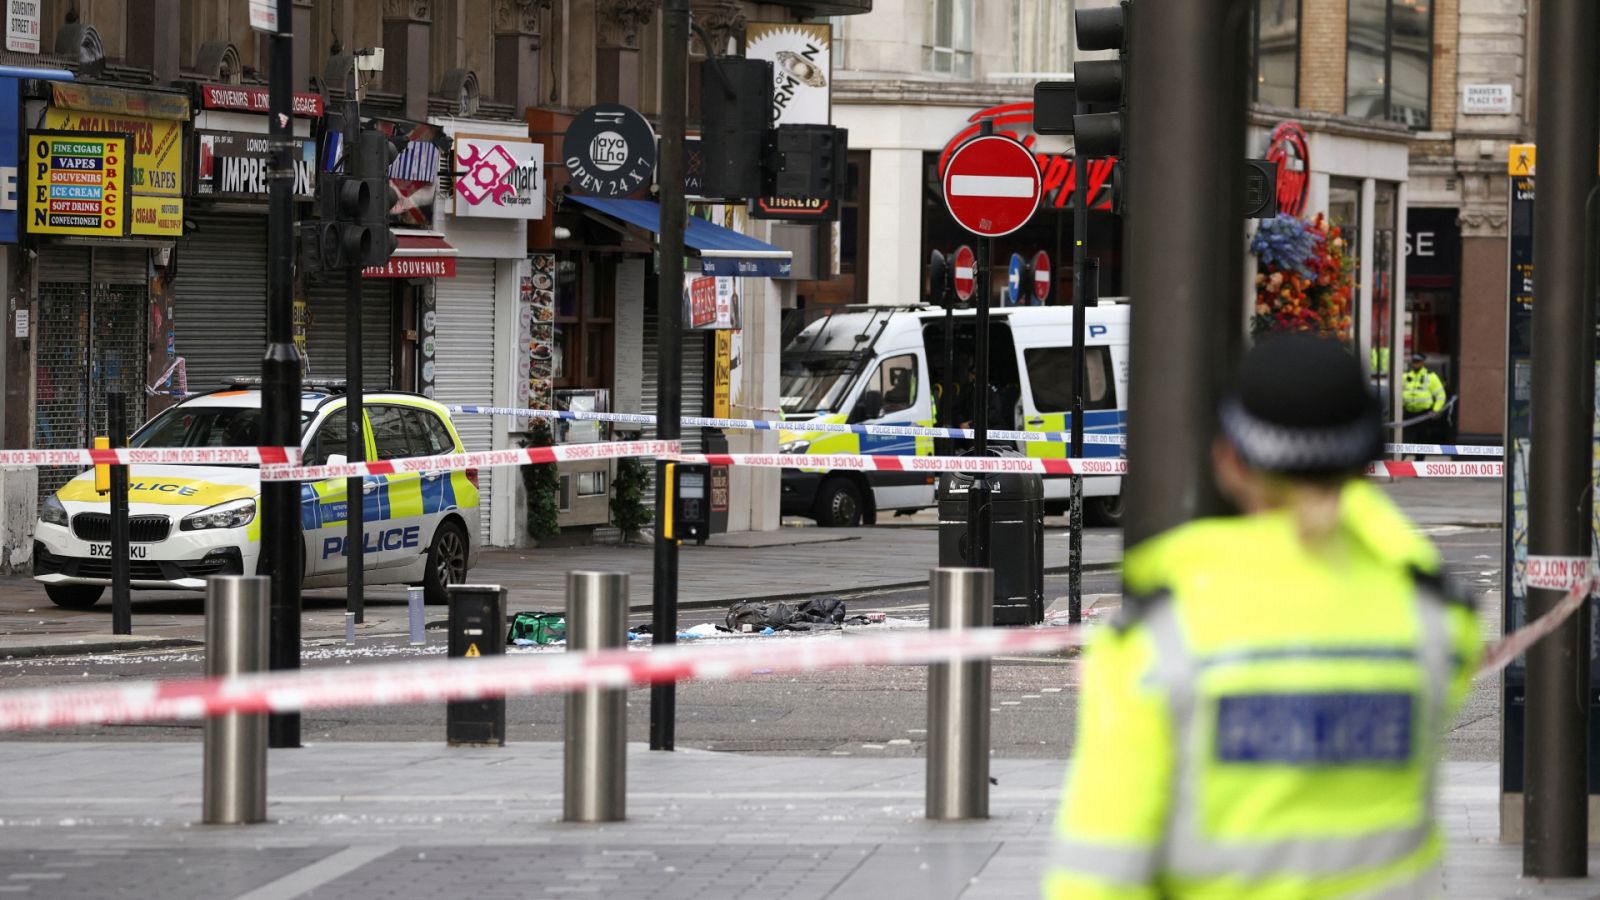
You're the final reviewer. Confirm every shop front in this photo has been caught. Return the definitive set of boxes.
[22,82,187,500]
[428,118,538,548]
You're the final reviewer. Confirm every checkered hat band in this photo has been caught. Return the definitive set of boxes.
[1220,399,1377,473]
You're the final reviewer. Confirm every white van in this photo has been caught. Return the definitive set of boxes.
[778,303,1130,527]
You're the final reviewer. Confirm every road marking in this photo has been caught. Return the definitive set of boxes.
[1000,700,1021,706]
[861,743,886,750]
[230,845,398,900]
[888,738,912,745]
[1022,694,1041,699]
[1041,687,1063,693]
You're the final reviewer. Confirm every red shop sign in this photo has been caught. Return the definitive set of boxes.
[363,256,457,278]
[938,102,1116,213]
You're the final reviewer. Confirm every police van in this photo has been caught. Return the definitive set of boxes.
[33,385,480,609]
[779,303,1129,527]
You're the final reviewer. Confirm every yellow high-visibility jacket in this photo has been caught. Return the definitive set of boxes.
[1403,368,1446,414]
[1045,480,1480,899]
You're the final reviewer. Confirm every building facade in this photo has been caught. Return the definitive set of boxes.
[0,0,869,564]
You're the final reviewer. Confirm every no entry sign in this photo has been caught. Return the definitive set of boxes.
[953,245,976,301]
[942,135,1043,238]
[1032,250,1051,303]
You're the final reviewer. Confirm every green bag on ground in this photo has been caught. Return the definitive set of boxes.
[508,612,566,645]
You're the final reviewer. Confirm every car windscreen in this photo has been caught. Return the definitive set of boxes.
[131,406,314,448]
[780,352,863,417]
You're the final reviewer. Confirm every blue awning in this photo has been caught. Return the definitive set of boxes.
[563,195,793,278]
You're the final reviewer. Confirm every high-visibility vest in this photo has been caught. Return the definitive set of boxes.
[1403,368,1445,414]
[1370,347,1390,373]
[1044,480,1480,899]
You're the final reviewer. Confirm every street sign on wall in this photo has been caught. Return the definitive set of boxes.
[941,134,1042,238]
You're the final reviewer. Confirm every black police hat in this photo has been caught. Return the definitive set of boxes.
[1219,334,1383,477]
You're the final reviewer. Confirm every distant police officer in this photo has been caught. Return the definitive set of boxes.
[1044,335,1480,899]
[1403,353,1448,448]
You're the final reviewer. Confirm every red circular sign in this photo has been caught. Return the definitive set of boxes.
[942,135,1042,238]
[1031,251,1051,303]
[952,245,977,301]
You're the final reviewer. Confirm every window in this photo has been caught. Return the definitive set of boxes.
[367,405,439,461]
[1251,0,1299,107]
[850,354,919,423]
[1013,0,1074,76]
[554,253,614,391]
[1023,346,1116,414]
[303,409,348,467]
[925,0,974,78]
[1347,0,1432,128]
[419,412,457,455]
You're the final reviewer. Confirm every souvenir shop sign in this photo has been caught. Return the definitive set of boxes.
[195,131,316,200]
[44,108,183,237]
[563,104,655,198]
[200,83,324,118]
[24,131,129,236]
[453,136,544,219]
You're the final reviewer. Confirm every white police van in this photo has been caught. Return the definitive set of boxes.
[33,385,481,609]
[779,303,1130,526]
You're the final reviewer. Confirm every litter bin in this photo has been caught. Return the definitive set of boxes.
[937,453,1045,625]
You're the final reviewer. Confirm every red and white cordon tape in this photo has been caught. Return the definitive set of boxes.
[0,625,1080,733]
[258,440,680,482]
[1478,556,1596,678]
[0,446,299,467]
[1366,460,1503,479]
[672,453,1129,477]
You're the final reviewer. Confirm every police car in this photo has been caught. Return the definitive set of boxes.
[33,384,481,609]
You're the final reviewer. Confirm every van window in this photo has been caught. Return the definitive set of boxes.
[850,354,918,423]
[1023,346,1116,413]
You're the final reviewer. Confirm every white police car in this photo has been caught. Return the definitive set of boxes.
[33,385,481,609]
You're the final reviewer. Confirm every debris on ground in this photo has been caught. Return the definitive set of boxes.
[726,596,849,632]
[507,612,565,645]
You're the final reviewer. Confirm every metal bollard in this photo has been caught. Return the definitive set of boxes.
[408,585,426,646]
[203,575,269,825]
[926,567,993,821]
[564,571,629,823]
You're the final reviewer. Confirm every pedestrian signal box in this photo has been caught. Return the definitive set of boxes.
[672,463,712,546]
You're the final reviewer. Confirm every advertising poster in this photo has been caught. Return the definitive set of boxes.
[195,131,317,200]
[24,131,128,236]
[45,104,182,237]
[746,22,832,127]
[523,253,556,429]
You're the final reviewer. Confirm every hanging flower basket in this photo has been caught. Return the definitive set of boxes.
[1249,212,1356,342]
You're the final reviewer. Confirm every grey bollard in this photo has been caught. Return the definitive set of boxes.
[926,567,994,821]
[203,575,269,825]
[564,571,629,823]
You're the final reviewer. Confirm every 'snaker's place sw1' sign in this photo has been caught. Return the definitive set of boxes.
[563,104,656,198]
[453,136,544,219]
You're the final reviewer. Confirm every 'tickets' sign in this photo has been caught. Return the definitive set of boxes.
[25,131,129,236]
[452,137,544,219]
[196,131,317,200]
[748,21,834,221]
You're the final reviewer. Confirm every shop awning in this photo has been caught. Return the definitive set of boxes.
[363,231,457,278]
[563,195,793,278]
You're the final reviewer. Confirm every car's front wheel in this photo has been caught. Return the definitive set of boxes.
[423,519,470,605]
[45,584,104,610]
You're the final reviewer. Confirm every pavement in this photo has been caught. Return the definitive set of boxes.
[0,741,1587,899]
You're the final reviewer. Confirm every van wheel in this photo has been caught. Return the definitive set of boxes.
[46,584,104,610]
[424,520,470,605]
[812,479,864,528]
[1088,494,1125,528]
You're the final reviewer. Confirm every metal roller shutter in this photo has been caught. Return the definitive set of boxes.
[173,213,267,391]
[430,259,497,545]
[302,276,395,387]
[641,300,708,504]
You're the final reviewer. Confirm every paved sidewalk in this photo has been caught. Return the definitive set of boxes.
[0,742,1583,899]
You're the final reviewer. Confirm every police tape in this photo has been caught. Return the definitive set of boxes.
[673,452,1128,477]
[0,625,1082,733]
[1384,442,1502,457]
[445,405,1129,447]
[1365,460,1502,478]
[257,440,681,482]
[0,446,301,467]
[1478,563,1596,680]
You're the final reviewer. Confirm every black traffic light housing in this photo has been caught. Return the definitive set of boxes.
[927,249,951,308]
[763,124,846,202]
[1241,159,1280,218]
[342,128,399,268]
[699,57,773,200]
[1072,1,1130,159]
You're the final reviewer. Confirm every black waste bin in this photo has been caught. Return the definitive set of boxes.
[937,454,1045,625]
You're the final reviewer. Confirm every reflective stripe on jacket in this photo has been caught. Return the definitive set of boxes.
[1402,368,1445,414]
[1044,480,1481,899]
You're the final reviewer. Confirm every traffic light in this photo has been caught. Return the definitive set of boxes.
[699,57,773,200]
[927,249,951,308]
[1072,1,1130,159]
[1241,159,1280,218]
[338,128,399,268]
[763,124,846,202]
